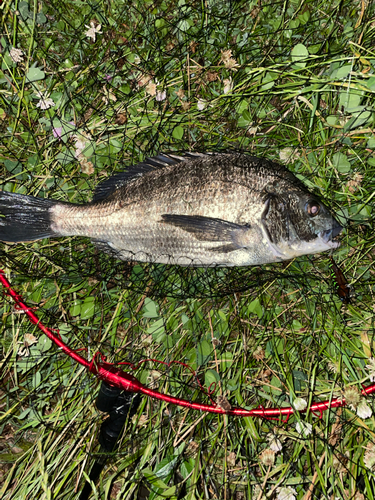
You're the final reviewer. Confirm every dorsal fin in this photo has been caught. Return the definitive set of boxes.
[92,152,207,202]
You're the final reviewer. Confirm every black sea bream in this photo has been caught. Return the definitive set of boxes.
[0,153,342,266]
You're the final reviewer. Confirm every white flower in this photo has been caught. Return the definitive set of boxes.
[73,133,91,158]
[155,90,166,101]
[24,333,38,345]
[17,333,38,357]
[357,400,372,419]
[293,398,307,411]
[220,49,239,71]
[223,77,233,94]
[279,147,298,163]
[366,358,375,382]
[267,433,283,452]
[84,22,102,41]
[276,486,297,500]
[197,99,207,111]
[296,421,312,437]
[259,448,275,466]
[247,125,258,136]
[344,386,361,410]
[145,81,157,96]
[10,47,24,63]
[364,443,375,470]
[134,55,141,65]
[35,91,55,110]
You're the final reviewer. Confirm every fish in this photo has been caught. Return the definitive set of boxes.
[0,153,342,267]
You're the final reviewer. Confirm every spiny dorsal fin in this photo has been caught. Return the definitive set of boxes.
[92,152,208,202]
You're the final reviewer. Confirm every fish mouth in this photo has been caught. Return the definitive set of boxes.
[320,221,343,248]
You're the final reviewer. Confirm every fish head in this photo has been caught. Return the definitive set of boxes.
[261,184,343,260]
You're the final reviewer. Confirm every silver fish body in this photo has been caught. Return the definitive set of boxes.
[0,153,342,267]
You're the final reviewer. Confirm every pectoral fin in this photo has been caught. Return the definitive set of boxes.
[160,214,251,253]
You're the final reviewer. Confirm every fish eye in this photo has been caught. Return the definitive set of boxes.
[306,201,321,217]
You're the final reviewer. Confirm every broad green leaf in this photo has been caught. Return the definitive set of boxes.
[70,300,82,316]
[32,371,41,389]
[248,298,263,319]
[336,65,352,80]
[4,160,22,174]
[36,336,52,352]
[220,352,233,370]
[172,125,184,140]
[261,72,277,90]
[142,468,169,489]
[56,151,76,165]
[26,67,45,82]
[326,115,339,126]
[291,43,309,68]
[154,456,178,479]
[149,318,165,339]
[36,12,47,24]
[236,100,248,114]
[143,298,159,318]
[339,91,362,110]
[332,152,351,173]
[19,1,30,19]
[205,369,220,387]
[344,109,373,132]
[80,297,95,319]
[196,340,211,365]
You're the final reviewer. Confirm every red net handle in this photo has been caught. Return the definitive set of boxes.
[1,269,374,420]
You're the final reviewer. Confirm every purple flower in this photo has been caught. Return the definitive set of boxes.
[53,127,63,140]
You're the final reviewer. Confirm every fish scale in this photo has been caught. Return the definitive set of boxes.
[0,153,342,267]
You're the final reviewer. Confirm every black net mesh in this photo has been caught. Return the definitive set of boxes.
[1,1,375,499]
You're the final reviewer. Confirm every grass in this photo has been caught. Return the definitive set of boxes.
[1,0,375,498]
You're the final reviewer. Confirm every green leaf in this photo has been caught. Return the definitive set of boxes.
[332,152,351,173]
[291,43,309,68]
[18,409,31,420]
[172,125,184,140]
[344,109,373,132]
[36,336,52,352]
[149,318,165,339]
[19,1,30,19]
[143,298,159,318]
[326,115,339,126]
[339,91,362,111]
[248,298,263,319]
[196,340,211,365]
[36,12,47,24]
[366,76,375,90]
[70,300,82,316]
[154,456,178,479]
[4,160,22,174]
[236,100,248,114]
[335,64,352,80]
[226,378,238,391]
[142,468,169,489]
[32,371,41,389]
[220,352,233,370]
[205,369,220,387]
[80,297,95,319]
[56,151,76,165]
[367,137,375,149]
[26,67,45,82]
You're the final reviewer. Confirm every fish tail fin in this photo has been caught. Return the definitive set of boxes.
[0,191,60,243]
